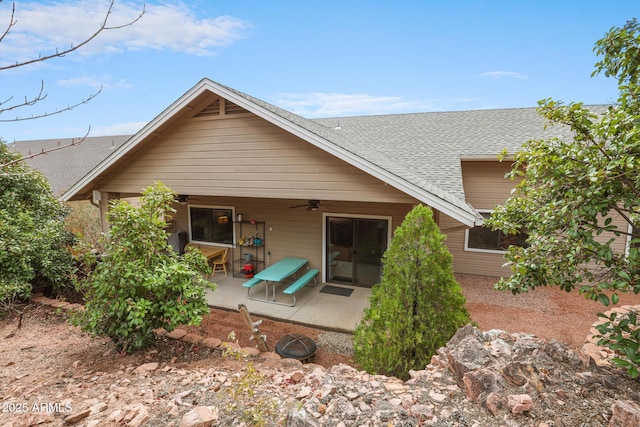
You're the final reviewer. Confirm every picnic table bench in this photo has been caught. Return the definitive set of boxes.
[283,269,319,305]
[242,257,316,306]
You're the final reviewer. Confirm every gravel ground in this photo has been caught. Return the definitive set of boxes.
[316,331,354,355]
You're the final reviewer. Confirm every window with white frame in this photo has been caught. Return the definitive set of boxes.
[188,205,234,246]
[465,211,528,253]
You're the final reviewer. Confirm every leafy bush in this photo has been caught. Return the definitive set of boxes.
[72,182,215,353]
[594,310,640,379]
[485,19,640,378]
[353,204,471,380]
[65,200,105,253]
[0,141,73,314]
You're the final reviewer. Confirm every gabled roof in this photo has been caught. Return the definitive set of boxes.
[10,135,129,196]
[60,78,582,226]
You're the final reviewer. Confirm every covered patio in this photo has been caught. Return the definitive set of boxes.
[204,273,371,332]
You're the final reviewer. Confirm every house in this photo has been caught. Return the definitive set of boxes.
[10,136,130,197]
[59,78,611,285]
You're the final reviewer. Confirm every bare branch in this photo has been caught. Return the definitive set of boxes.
[0,0,145,121]
[0,80,47,114]
[0,1,146,71]
[0,84,102,122]
[0,1,17,46]
[0,127,91,171]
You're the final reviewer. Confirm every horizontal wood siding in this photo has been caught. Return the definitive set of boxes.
[171,196,414,278]
[444,161,518,276]
[461,161,517,209]
[447,161,630,277]
[100,114,413,204]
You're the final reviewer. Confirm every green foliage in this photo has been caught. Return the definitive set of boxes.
[72,182,214,353]
[222,363,283,426]
[0,141,73,313]
[593,18,640,87]
[594,310,640,379]
[353,205,471,380]
[65,200,105,253]
[486,19,640,378]
[487,98,640,300]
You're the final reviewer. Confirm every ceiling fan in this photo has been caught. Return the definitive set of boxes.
[289,200,321,211]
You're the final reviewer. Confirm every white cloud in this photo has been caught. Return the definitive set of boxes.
[271,92,438,117]
[480,71,527,80]
[57,75,134,91]
[0,1,251,65]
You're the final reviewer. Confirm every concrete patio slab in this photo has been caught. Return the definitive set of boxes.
[204,274,370,332]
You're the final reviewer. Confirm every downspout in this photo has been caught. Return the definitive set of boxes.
[89,191,104,232]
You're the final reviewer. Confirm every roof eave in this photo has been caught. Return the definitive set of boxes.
[62,78,478,226]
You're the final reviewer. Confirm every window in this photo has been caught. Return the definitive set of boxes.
[188,205,234,246]
[627,222,640,256]
[465,211,528,253]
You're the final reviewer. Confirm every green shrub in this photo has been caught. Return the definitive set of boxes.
[72,182,214,353]
[65,200,105,253]
[594,310,640,379]
[0,141,73,314]
[354,204,471,380]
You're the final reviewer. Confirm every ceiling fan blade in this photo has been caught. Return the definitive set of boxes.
[289,200,321,210]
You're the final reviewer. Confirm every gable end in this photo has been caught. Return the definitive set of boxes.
[194,98,249,119]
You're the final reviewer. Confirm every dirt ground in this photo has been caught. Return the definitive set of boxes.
[457,274,640,347]
[3,274,640,387]
[173,274,640,368]
[3,274,640,426]
[181,276,640,366]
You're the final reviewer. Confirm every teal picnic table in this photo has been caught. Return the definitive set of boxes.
[244,257,307,304]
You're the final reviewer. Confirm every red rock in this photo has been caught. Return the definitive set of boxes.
[610,399,640,427]
[485,392,504,416]
[133,362,158,374]
[179,406,219,427]
[240,346,260,356]
[63,408,91,424]
[167,329,188,339]
[201,337,222,348]
[182,333,203,344]
[462,368,502,401]
[507,394,533,415]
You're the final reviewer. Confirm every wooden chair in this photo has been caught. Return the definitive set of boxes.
[211,248,229,277]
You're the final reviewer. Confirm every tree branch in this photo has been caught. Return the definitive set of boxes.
[0,0,146,71]
[0,1,17,46]
[1,127,91,171]
[0,0,145,121]
[0,83,102,122]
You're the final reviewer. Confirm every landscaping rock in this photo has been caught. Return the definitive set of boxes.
[179,406,219,427]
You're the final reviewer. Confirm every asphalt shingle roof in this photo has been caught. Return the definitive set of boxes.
[9,135,130,196]
[222,80,585,212]
[45,78,606,225]
[313,108,574,201]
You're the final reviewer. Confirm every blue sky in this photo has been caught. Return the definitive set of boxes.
[1,0,638,142]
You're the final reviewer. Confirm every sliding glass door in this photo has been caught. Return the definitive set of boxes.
[326,215,389,287]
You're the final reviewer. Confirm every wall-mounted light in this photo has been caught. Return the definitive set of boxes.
[177,194,189,204]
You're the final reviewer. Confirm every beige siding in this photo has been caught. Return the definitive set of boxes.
[171,196,414,281]
[99,113,413,204]
[446,161,630,277]
[444,161,518,277]
[460,161,516,209]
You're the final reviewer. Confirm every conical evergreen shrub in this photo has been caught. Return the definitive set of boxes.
[353,204,471,379]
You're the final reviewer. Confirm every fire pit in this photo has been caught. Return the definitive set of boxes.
[275,334,316,361]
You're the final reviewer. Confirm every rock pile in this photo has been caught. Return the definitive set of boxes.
[7,296,640,426]
[6,323,640,426]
